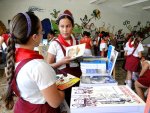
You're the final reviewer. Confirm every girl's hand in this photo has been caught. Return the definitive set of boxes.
[61,56,72,64]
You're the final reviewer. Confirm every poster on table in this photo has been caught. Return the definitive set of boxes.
[70,85,145,113]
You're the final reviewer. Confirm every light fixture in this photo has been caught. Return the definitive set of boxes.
[122,0,149,7]
[89,0,107,4]
[89,0,97,4]
[142,5,150,10]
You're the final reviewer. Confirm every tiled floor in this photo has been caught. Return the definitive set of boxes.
[0,61,126,113]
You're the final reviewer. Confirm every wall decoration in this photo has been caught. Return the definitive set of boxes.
[28,6,44,12]
[123,20,150,41]
[91,9,101,20]
[50,9,60,19]
[123,20,132,31]
[80,15,92,29]
[80,9,101,33]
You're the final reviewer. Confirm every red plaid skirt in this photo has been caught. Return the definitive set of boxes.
[125,55,140,72]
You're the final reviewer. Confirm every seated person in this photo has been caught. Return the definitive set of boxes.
[134,56,150,101]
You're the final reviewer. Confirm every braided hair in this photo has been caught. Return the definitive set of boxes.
[4,12,40,110]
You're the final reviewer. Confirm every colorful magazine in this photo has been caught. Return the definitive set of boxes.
[66,43,85,59]
[56,74,80,90]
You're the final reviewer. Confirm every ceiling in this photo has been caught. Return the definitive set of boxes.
[89,0,150,11]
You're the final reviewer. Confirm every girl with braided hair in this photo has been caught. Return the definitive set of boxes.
[4,12,64,113]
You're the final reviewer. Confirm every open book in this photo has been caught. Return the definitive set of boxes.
[66,43,85,59]
[56,74,80,90]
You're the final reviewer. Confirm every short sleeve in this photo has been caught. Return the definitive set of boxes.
[31,61,56,90]
[137,43,144,52]
[124,42,128,51]
[100,43,106,51]
[48,41,57,55]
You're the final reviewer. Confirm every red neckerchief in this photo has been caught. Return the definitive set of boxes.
[58,34,73,47]
[15,48,43,63]
[128,39,134,48]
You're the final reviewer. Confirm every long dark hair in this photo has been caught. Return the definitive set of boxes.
[4,12,40,110]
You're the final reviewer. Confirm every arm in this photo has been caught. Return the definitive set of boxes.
[0,36,4,47]
[139,62,149,77]
[138,51,142,58]
[46,52,71,68]
[90,39,93,47]
[101,48,105,57]
[41,83,65,108]
[124,50,127,57]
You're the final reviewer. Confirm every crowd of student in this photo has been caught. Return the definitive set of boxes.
[0,9,149,113]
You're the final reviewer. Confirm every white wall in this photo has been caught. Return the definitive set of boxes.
[0,0,150,34]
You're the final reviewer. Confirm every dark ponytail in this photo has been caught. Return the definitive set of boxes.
[4,35,16,110]
[4,12,40,110]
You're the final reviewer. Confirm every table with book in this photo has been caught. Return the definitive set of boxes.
[37,43,146,113]
[66,45,146,113]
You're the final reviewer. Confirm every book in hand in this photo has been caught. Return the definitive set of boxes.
[80,75,118,86]
[66,43,86,59]
[56,74,80,90]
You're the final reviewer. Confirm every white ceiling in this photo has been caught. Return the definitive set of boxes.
[89,0,150,11]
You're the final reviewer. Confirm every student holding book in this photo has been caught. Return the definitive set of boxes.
[4,12,64,113]
[47,10,82,105]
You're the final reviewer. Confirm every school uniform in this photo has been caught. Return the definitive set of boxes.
[12,48,60,113]
[124,42,144,72]
[138,60,150,87]
[80,37,92,56]
[48,35,82,105]
[99,39,108,57]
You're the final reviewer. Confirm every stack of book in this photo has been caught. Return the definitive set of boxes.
[70,86,145,113]
[80,60,107,74]
[80,45,118,86]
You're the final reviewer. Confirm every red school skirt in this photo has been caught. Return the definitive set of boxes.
[14,98,60,113]
[138,70,150,87]
[125,55,140,72]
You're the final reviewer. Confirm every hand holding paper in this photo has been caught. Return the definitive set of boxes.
[66,44,86,59]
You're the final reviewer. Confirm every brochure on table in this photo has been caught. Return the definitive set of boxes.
[80,75,118,86]
[70,85,145,113]
[56,74,80,90]
[80,45,118,76]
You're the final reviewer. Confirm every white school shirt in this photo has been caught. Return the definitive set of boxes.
[16,59,56,104]
[99,42,108,51]
[124,42,144,57]
[48,38,79,70]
